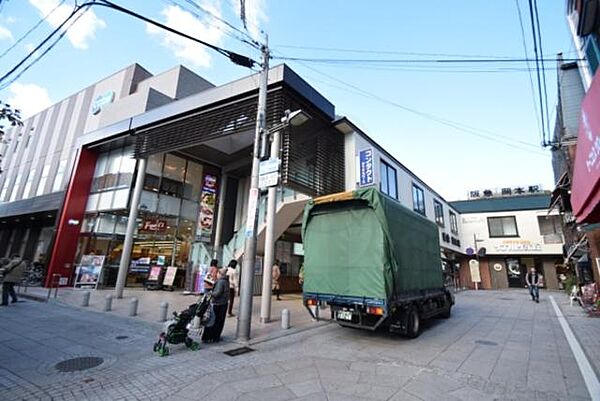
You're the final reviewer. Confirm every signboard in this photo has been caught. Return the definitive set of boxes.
[148,266,162,281]
[469,260,481,283]
[245,188,259,237]
[139,219,167,233]
[74,255,105,288]
[494,240,542,253]
[157,255,166,266]
[91,91,115,115]
[572,69,600,223]
[197,174,218,243]
[493,263,503,272]
[162,266,177,287]
[259,158,280,189]
[358,148,374,187]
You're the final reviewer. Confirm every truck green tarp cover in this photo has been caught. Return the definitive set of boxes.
[302,187,443,300]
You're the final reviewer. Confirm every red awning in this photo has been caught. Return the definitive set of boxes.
[572,70,600,224]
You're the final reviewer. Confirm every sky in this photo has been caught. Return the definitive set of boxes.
[0,0,576,201]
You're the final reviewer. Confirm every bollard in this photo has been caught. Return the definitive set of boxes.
[159,301,169,322]
[281,308,290,330]
[104,294,113,312]
[129,298,138,317]
[81,291,91,307]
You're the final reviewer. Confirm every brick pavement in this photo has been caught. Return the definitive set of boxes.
[0,289,596,400]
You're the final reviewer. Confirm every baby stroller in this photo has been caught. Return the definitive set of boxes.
[153,293,213,356]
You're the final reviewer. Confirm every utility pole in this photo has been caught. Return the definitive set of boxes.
[236,39,269,341]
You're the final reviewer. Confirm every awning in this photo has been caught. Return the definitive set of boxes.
[572,70,600,224]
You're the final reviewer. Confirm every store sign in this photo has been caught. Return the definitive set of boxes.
[259,158,280,189]
[91,91,115,115]
[139,219,167,233]
[197,174,218,243]
[469,260,481,283]
[494,240,542,253]
[358,148,374,187]
[572,69,600,223]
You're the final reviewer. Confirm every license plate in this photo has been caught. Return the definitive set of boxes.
[337,310,353,321]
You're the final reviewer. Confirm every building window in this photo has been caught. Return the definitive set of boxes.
[412,184,425,216]
[488,216,519,237]
[0,179,9,201]
[36,164,50,196]
[434,200,444,226]
[52,160,68,192]
[538,215,563,244]
[584,33,600,75]
[22,168,36,199]
[379,160,398,199]
[450,211,458,234]
[9,172,23,202]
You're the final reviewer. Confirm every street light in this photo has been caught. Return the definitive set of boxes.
[260,109,310,324]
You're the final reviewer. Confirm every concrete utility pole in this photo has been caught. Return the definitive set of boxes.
[260,129,281,323]
[115,158,147,299]
[236,40,269,341]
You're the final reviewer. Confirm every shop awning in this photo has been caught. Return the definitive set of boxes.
[571,70,600,224]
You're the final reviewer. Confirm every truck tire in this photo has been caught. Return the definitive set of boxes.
[439,303,451,319]
[406,307,421,338]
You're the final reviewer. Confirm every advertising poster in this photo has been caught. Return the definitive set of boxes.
[162,266,178,287]
[74,255,105,288]
[197,174,218,243]
[148,266,162,282]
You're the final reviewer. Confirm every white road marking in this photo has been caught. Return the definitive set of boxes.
[549,295,600,400]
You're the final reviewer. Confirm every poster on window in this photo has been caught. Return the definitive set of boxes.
[197,174,218,243]
[74,255,105,289]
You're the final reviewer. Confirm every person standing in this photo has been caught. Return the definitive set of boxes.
[1,255,27,306]
[204,259,219,292]
[226,260,239,317]
[525,267,541,303]
[202,268,229,343]
[272,260,281,301]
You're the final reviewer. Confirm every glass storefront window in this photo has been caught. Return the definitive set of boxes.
[140,190,158,213]
[163,154,185,182]
[112,188,129,209]
[181,200,198,221]
[115,215,128,235]
[147,153,164,176]
[157,195,181,216]
[184,161,203,200]
[97,213,116,234]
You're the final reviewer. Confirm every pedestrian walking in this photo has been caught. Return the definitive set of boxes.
[1,255,27,306]
[226,260,239,317]
[272,260,281,301]
[202,268,229,343]
[525,267,541,303]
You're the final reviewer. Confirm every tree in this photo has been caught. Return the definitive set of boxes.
[0,100,24,175]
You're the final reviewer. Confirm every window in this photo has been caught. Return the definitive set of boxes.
[52,160,68,192]
[434,200,444,226]
[379,160,397,199]
[36,165,50,196]
[450,211,458,234]
[9,172,23,202]
[0,179,9,201]
[488,216,518,237]
[584,33,600,75]
[22,168,36,199]
[412,184,425,216]
[538,215,563,244]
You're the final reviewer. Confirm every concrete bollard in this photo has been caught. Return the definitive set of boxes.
[281,308,290,330]
[81,291,90,307]
[159,301,169,322]
[129,298,138,317]
[104,294,112,312]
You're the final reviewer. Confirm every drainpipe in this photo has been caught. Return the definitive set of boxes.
[115,158,146,299]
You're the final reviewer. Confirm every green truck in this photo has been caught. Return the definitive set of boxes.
[302,187,454,337]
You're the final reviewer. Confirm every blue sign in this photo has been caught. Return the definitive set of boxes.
[359,148,374,187]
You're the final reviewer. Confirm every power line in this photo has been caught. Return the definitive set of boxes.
[0,0,67,60]
[527,0,547,148]
[533,0,551,145]
[515,0,542,143]
[272,51,548,157]
[272,55,580,64]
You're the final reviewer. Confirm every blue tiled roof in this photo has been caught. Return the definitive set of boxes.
[450,194,551,214]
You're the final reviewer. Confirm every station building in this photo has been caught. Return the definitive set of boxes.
[0,63,463,290]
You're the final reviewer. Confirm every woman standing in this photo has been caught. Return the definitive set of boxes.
[272,260,281,301]
[202,268,229,343]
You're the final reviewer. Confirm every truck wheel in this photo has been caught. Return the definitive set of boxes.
[406,307,421,338]
[439,304,452,319]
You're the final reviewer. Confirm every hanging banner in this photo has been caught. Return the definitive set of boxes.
[74,255,105,288]
[245,188,259,237]
[197,174,218,243]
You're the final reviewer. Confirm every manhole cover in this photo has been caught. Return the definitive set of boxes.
[224,347,254,357]
[475,340,498,346]
[115,335,129,340]
[55,357,104,372]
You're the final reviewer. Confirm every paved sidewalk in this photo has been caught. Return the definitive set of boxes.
[16,285,330,343]
[0,288,597,400]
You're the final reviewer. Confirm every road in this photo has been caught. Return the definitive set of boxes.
[0,289,595,400]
